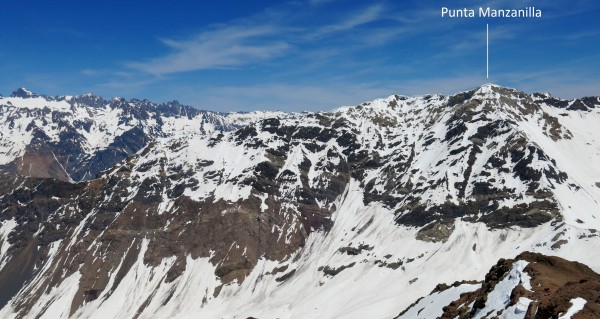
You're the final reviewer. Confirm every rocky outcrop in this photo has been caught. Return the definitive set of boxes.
[398,252,600,319]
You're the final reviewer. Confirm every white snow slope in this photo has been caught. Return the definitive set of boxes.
[0,84,599,319]
[0,89,287,181]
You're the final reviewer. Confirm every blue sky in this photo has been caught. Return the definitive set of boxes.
[1,0,599,111]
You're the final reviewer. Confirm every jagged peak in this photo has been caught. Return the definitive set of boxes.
[10,87,37,98]
[336,84,523,115]
[452,83,518,97]
[473,83,506,96]
[474,82,499,92]
[78,92,100,99]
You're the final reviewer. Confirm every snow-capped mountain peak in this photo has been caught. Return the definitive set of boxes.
[0,85,599,318]
[10,87,36,98]
[0,90,289,181]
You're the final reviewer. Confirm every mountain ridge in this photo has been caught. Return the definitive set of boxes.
[0,84,599,318]
[396,251,600,318]
[0,89,291,182]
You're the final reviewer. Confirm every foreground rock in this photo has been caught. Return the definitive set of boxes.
[397,252,600,319]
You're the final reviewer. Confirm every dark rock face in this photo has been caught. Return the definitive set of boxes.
[10,88,37,98]
[415,220,455,242]
[382,87,572,231]
[447,89,476,108]
[319,262,356,276]
[0,111,355,314]
[0,85,598,317]
[0,174,89,308]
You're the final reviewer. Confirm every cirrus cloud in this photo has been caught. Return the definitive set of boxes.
[126,25,290,76]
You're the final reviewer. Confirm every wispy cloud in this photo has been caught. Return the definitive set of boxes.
[118,3,399,79]
[78,0,598,111]
[81,68,105,77]
[534,30,600,42]
[443,24,518,55]
[494,57,600,98]
[311,4,385,37]
[126,25,290,76]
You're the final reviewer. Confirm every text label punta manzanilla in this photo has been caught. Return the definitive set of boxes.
[441,7,542,18]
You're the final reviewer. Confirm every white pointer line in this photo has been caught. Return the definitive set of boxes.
[486,23,489,79]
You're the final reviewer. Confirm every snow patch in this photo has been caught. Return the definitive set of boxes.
[558,297,587,319]
[0,218,17,270]
[474,260,531,319]
[397,283,481,319]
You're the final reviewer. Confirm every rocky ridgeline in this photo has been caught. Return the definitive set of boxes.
[0,85,599,318]
[396,252,600,318]
[0,88,286,181]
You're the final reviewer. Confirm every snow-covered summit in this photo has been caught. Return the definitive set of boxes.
[10,87,36,98]
[0,84,599,318]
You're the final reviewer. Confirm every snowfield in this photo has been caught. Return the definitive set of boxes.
[0,84,599,318]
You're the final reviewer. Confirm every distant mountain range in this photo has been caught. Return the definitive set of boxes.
[0,88,289,181]
[0,84,599,318]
